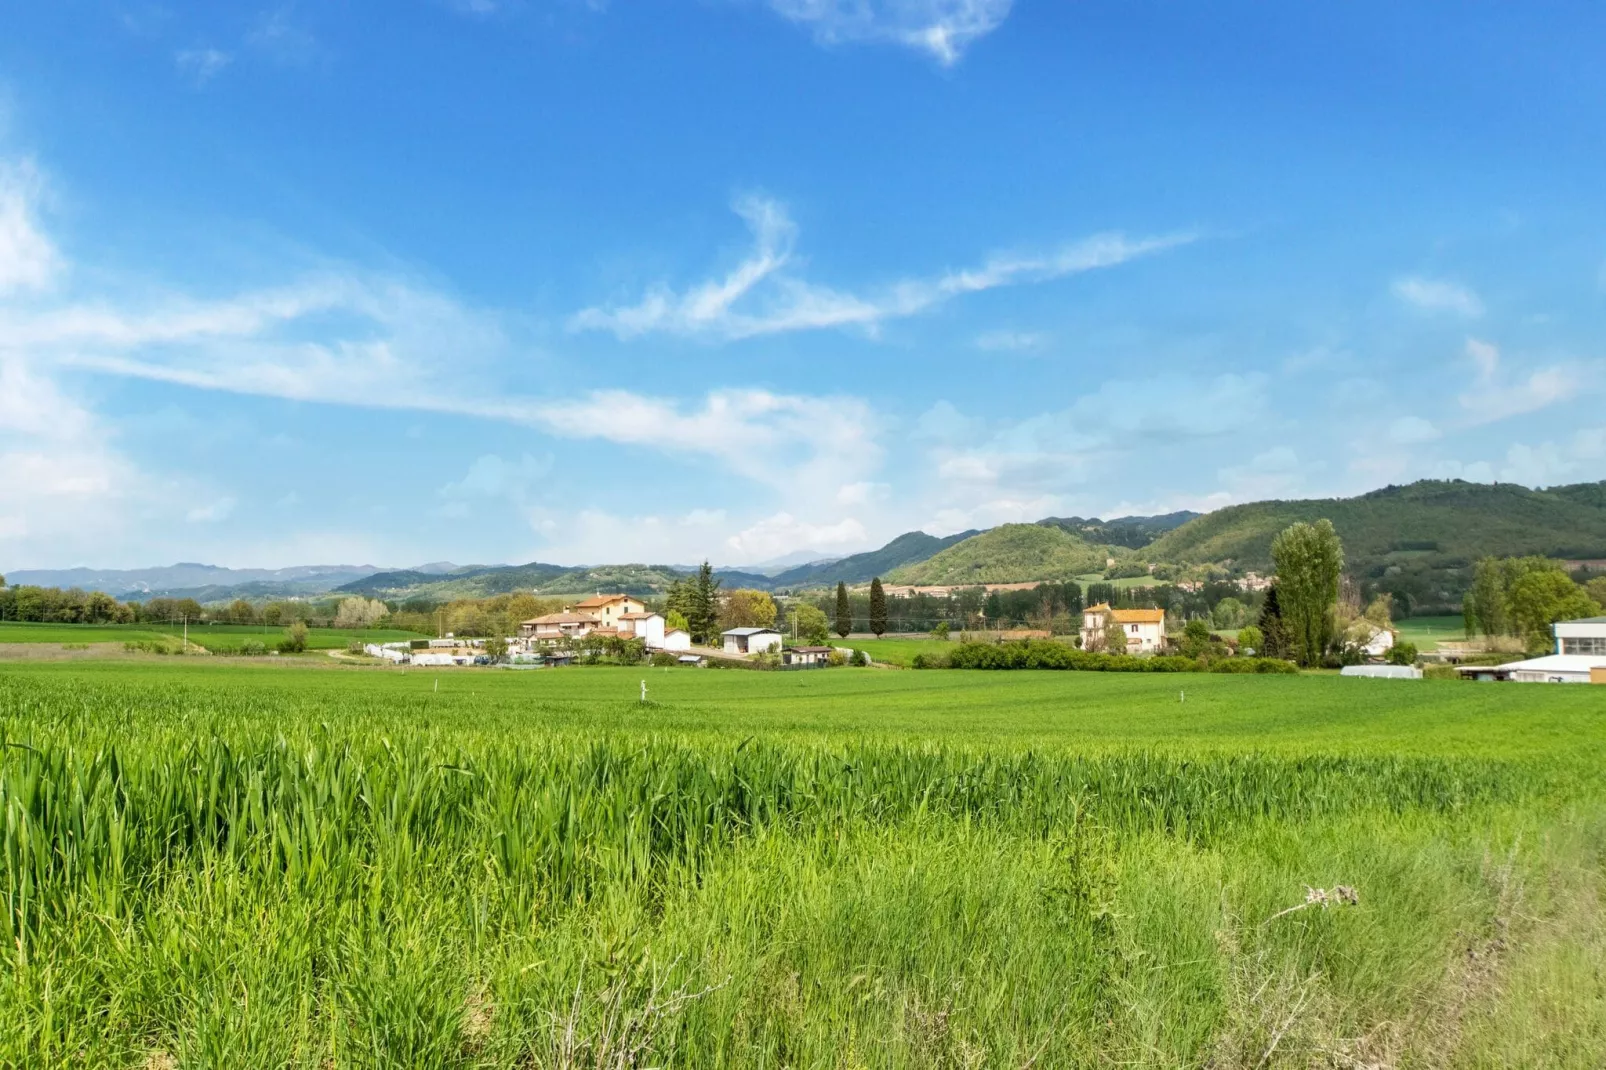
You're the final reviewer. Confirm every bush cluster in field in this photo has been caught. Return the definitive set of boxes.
[915,638,1298,673]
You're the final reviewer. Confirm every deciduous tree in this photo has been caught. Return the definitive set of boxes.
[720,588,777,630]
[1210,597,1246,630]
[1237,624,1264,655]
[1103,620,1129,655]
[794,603,831,645]
[1508,569,1601,654]
[1270,519,1344,666]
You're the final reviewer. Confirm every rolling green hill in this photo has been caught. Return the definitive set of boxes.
[768,530,979,589]
[886,524,1120,585]
[1145,480,1606,567]
[338,563,743,601]
[1142,479,1606,612]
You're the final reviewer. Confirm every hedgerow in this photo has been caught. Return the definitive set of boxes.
[917,639,1296,673]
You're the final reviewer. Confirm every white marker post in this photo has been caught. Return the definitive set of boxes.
[640,679,648,703]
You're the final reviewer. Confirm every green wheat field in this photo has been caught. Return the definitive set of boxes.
[2,660,1603,1067]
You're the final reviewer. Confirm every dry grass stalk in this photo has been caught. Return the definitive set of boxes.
[547,962,730,1070]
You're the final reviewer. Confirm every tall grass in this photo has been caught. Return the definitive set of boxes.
[0,666,1600,1067]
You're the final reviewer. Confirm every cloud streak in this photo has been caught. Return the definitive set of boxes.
[570,196,1193,341]
[1454,338,1594,426]
[764,0,1014,65]
[175,48,232,85]
[1392,275,1483,317]
[0,160,60,294]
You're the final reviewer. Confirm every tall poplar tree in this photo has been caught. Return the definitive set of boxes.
[1269,519,1344,666]
[834,581,852,639]
[869,577,888,637]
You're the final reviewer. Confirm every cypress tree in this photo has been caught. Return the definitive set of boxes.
[834,581,852,639]
[869,577,888,637]
[1257,582,1289,659]
[691,562,721,645]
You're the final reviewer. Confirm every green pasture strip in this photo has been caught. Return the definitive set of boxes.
[0,661,1602,1067]
[2,660,1597,762]
[0,620,428,651]
[1394,614,1471,648]
[847,636,955,666]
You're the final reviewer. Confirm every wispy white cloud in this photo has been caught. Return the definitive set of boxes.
[249,5,323,65]
[974,328,1048,352]
[1386,416,1441,445]
[186,496,237,523]
[0,147,897,567]
[765,0,1014,65]
[440,452,553,500]
[175,48,232,85]
[571,196,1192,341]
[1454,338,1593,425]
[909,373,1269,534]
[1464,336,1500,381]
[1216,446,1305,501]
[0,159,60,294]
[1392,275,1484,317]
[725,512,867,560]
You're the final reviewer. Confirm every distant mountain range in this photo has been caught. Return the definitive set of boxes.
[2,563,388,602]
[10,481,1604,612]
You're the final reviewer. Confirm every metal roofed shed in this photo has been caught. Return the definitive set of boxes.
[721,627,783,656]
[1456,654,1606,684]
[1340,664,1422,680]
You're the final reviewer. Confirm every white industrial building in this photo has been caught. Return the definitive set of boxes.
[1457,616,1606,683]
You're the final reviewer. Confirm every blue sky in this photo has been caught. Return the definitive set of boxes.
[1,1,1604,571]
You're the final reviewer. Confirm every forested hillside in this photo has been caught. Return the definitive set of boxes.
[1142,480,1606,612]
[338,562,774,600]
[1145,481,1606,566]
[886,524,1120,585]
[768,530,978,588]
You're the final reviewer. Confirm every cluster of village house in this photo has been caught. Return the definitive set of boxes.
[359,588,1606,683]
[366,593,837,668]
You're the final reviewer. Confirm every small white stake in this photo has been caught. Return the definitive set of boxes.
[434,678,439,693]
[1179,690,1185,703]
[640,679,648,703]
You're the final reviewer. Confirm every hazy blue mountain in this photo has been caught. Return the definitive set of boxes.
[4,563,384,599]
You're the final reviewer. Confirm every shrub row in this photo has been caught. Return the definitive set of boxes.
[916,639,1297,674]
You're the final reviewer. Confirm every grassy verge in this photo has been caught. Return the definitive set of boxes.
[0,620,427,653]
[1394,614,1469,649]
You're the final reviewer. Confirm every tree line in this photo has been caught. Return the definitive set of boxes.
[1463,557,1605,654]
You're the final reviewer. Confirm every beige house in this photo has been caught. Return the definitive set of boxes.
[573,594,646,630]
[520,611,599,641]
[1081,603,1166,654]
